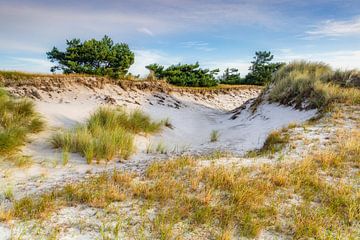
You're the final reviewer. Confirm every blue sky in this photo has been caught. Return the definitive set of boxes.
[0,0,360,76]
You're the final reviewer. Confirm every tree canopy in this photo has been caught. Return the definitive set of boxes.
[244,51,285,85]
[218,68,243,85]
[47,35,134,78]
[146,62,219,87]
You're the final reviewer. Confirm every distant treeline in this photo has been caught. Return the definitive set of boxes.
[47,35,284,87]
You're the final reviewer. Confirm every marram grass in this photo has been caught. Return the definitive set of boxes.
[268,61,360,110]
[0,89,44,156]
[51,107,163,163]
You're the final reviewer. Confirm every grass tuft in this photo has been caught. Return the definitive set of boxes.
[268,61,360,110]
[51,107,162,163]
[210,130,220,142]
[0,89,45,156]
[247,130,289,157]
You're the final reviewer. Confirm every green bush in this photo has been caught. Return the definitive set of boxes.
[47,35,134,78]
[0,89,44,155]
[146,62,219,87]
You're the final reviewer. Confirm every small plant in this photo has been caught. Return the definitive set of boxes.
[62,147,70,165]
[210,130,220,142]
[247,130,289,157]
[84,144,94,164]
[203,150,229,160]
[155,142,167,154]
[12,194,56,220]
[162,118,173,129]
[0,208,12,222]
[13,155,33,168]
[146,142,154,154]
[4,186,14,201]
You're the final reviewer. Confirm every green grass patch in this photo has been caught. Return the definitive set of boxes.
[246,130,290,157]
[210,130,220,142]
[51,107,163,163]
[0,89,44,156]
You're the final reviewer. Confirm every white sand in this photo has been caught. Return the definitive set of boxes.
[0,84,318,239]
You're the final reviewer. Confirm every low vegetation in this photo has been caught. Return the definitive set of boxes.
[246,129,290,157]
[1,60,359,239]
[268,61,360,110]
[5,128,359,238]
[146,62,219,87]
[210,130,220,142]
[0,89,44,156]
[51,107,163,163]
[323,69,360,87]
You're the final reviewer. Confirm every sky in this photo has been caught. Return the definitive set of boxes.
[0,0,360,76]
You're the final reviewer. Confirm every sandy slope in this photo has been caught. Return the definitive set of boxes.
[0,83,318,239]
[0,84,316,196]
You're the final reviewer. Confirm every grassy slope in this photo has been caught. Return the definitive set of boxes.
[0,70,262,93]
[268,61,360,110]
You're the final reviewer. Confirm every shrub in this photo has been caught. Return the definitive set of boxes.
[51,107,162,163]
[146,62,219,87]
[0,89,44,156]
[47,35,134,78]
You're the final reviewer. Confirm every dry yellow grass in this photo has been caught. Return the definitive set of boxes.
[268,61,360,110]
[4,125,360,239]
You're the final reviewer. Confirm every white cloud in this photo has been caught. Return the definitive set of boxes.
[137,27,155,36]
[306,16,360,38]
[275,49,360,70]
[0,39,46,53]
[0,57,52,73]
[129,50,183,76]
[181,41,216,52]
[0,1,282,45]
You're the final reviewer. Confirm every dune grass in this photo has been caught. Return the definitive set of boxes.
[322,69,360,87]
[210,130,220,142]
[246,129,290,157]
[0,89,44,156]
[4,127,359,238]
[0,70,90,81]
[51,107,163,163]
[268,61,360,110]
